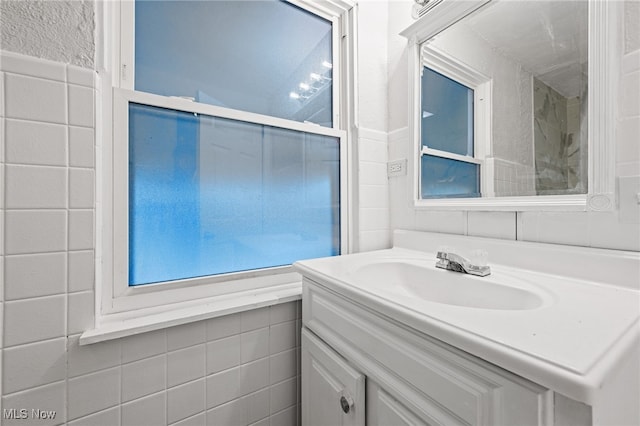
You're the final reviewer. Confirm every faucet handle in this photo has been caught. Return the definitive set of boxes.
[470,249,488,267]
[436,246,455,258]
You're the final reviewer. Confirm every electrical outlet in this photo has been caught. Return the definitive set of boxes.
[387,159,407,177]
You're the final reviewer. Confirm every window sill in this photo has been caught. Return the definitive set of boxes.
[79,282,302,345]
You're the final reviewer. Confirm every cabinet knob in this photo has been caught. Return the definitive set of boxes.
[340,395,354,414]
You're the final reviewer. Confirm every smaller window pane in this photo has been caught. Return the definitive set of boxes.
[421,67,474,156]
[421,155,480,199]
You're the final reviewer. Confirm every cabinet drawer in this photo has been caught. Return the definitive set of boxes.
[303,279,551,426]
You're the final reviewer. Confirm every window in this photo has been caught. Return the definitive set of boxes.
[100,0,353,318]
[421,66,479,198]
[418,45,491,200]
[127,103,340,286]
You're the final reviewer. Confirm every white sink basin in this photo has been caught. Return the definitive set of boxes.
[350,261,545,310]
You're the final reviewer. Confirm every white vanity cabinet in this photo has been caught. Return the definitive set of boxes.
[301,277,589,426]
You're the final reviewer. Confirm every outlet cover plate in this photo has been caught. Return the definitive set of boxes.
[387,159,407,177]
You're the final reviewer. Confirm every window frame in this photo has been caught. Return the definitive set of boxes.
[419,44,492,199]
[94,0,356,328]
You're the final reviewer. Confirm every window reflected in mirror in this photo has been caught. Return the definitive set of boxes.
[419,0,588,199]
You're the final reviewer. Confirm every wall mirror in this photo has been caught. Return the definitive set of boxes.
[401,0,618,211]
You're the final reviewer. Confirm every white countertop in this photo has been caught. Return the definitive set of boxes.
[295,232,640,405]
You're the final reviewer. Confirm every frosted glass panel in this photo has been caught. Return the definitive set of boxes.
[421,155,480,199]
[135,0,333,126]
[128,103,340,286]
[421,67,474,156]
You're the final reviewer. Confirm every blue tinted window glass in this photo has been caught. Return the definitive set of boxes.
[421,67,474,156]
[421,155,480,199]
[135,0,333,127]
[128,103,340,286]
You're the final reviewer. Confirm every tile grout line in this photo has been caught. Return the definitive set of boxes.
[268,305,273,424]
[164,330,169,426]
[65,63,72,425]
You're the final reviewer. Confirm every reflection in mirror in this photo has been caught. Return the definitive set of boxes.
[421,0,588,198]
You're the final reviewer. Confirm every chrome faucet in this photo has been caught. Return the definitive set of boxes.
[436,250,491,277]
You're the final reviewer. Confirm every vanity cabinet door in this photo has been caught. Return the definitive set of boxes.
[302,328,365,426]
[367,381,432,426]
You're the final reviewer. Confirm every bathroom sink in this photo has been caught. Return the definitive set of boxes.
[350,261,545,310]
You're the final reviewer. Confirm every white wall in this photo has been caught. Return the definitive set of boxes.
[387,0,640,252]
[0,0,95,68]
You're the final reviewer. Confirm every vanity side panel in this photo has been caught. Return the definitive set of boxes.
[592,335,640,426]
[554,393,592,426]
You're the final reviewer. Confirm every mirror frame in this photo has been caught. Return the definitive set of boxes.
[400,0,620,211]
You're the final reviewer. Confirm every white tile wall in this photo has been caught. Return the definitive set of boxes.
[1,51,302,426]
[239,358,270,395]
[167,345,206,388]
[5,210,67,254]
[467,211,516,240]
[5,252,67,300]
[167,321,206,352]
[4,74,67,123]
[66,336,122,378]
[69,168,94,209]
[122,392,166,426]
[414,210,467,235]
[68,407,120,426]
[4,295,66,347]
[5,119,67,166]
[269,405,297,426]
[241,327,269,363]
[206,366,242,408]
[1,381,67,426]
[167,379,206,424]
[270,377,297,414]
[240,307,270,332]
[68,209,94,251]
[173,411,206,426]
[2,338,66,393]
[67,291,95,334]
[68,250,94,293]
[68,126,94,168]
[207,334,241,375]
[358,128,392,251]
[121,355,166,403]
[121,329,167,364]
[67,367,121,420]
[207,398,244,425]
